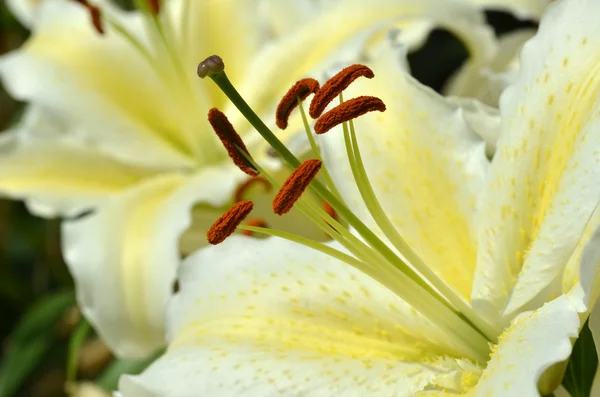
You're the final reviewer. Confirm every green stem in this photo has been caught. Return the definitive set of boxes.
[209,72,492,358]
[209,71,444,303]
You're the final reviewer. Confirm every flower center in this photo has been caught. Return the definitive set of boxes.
[196,56,503,364]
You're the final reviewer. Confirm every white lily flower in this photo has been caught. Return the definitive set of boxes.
[0,0,497,358]
[118,0,600,394]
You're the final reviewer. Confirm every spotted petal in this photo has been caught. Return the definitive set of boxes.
[470,295,579,396]
[118,236,483,396]
[471,0,600,324]
[319,40,489,301]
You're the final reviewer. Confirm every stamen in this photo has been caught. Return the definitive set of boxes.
[323,201,337,220]
[147,0,160,14]
[73,0,104,35]
[273,159,322,215]
[314,96,386,135]
[197,55,225,79]
[242,218,269,236]
[276,78,320,129]
[234,176,271,202]
[208,108,258,176]
[309,65,374,118]
[207,200,254,245]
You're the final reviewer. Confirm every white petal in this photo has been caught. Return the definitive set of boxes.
[6,0,42,27]
[119,236,479,396]
[63,167,244,358]
[177,0,265,90]
[566,220,600,311]
[0,143,157,217]
[472,0,600,322]
[233,0,496,131]
[0,0,195,169]
[445,97,502,156]
[472,295,579,396]
[319,40,489,300]
[445,29,536,107]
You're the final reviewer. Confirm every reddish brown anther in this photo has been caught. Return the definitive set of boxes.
[275,78,320,130]
[323,201,336,220]
[234,176,271,202]
[273,159,322,215]
[309,65,374,119]
[242,218,269,236]
[208,108,258,176]
[147,0,160,14]
[72,0,104,35]
[89,5,104,35]
[314,96,386,135]
[207,200,254,245]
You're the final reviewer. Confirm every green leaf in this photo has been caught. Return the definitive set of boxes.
[563,320,598,397]
[0,337,52,397]
[9,290,74,345]
[0,290,75,397]
[66,319,92,384]
[96,349,163,392]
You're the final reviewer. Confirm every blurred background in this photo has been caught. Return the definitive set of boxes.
[0,3,591,397]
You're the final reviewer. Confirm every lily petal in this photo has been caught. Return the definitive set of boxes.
[472,0,600,322]
[119,236,479,396]
[234,0,496,129]
[471,295,579,396]
[6,0,42,27]
[319,41,489,300]
[445,29,536,107]
[0,0,196,169]
[62,167,245,358]
[0,143,157,217]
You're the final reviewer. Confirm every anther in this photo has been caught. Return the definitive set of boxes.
[273,159,322,215]
[207,200,254,245]
[276,78,320,130]
[72,0,104,35]
[234,176,271,202]
[208,108,258,176]
[198,55,225,79]
[309,65,374,119]
[314,96,386,135]
[147,0,160,14]
[242,218,269,236]
[323,201,337,220]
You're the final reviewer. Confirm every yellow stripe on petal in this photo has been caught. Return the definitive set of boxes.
[473,0,600,322]
[0,144,156,214]
[63,169,240,358]
[123,236,480,396]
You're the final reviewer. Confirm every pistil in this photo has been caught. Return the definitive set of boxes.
[199,56,494,362]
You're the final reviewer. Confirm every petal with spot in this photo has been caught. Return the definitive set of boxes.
[318,40,489,301]
[472,0,600,322]
[118,236,480,396]
[471,295,579,397]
